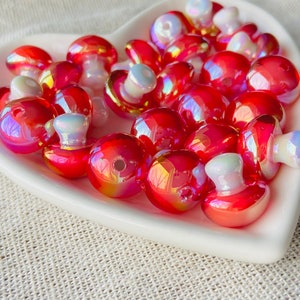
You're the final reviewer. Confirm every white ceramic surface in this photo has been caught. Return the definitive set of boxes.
[0,0,299,263]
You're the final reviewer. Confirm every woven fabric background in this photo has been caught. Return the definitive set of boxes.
[1,0,300,299]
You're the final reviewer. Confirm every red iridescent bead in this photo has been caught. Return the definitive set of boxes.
[6,45,53,79]
[153,61,194,107]
[255,33,280,58]
[43,113,92,178]
[149,11,192,53]
[173,84,229,132]
[163,34,210,68]
[66,35,118,72]
[130,107,186,155]
[88,133,151,198]
[144,149,208,213]
[104,63,157,118]
[0,96,56,153]
[184,122,238,163]
[238,114,300,180]
[39,61,82,100]
[202,153,270,228]
[247,55,300,104]
[225,91,286,130]
[237,115,282,180]
[51,84,93,118]
[123,39,162,74]
[200,50,250,100]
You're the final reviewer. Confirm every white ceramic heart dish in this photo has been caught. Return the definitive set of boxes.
[0,0,299,263]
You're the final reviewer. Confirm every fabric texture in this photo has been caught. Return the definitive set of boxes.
[1,0,300,299]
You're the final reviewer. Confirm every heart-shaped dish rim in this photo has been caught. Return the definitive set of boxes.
[0,0,299,263]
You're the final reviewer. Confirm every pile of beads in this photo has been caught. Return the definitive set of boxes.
[0,0,300,228]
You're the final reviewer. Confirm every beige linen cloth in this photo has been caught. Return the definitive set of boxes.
[1,0,300,299]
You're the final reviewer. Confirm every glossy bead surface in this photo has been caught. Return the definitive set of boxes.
[0,97,56,153]
[256,33,280,58]
[153,61,194,107]
[174,84,229,132]
[225,91,285,130]
[247,55,300,104]
[131,107,186,155]
[0,87,10,111]
[52,84,93,117]
[163,34,210,66]
[104,65,157,118]
[144,150,208,213]
[202,153,270,227]
[184,123,238,163]
[6,45,52,79]
[39,61,82,100]
[124,39,162,74]
[200,51,250,100]
[67,35,118,71]
[238,115,281,180]
[88,133,151,198]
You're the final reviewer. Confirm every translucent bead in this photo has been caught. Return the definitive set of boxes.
[144,150,208,213]
[0,97,56,153]
[6,45,52,80]
[247,55,300,104]
[184,123,238,163]
[153,61,194,107]
[88,133,151,198]
[131,107,187,155]
[200,51,250,100]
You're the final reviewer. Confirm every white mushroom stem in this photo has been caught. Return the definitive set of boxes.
[227,31,257,60]
[205,153,246,195]
[121,63,157,104]
[53,113,90,149]
[9,75,43,100]
[185,0,213,27]
[213,6,241,35]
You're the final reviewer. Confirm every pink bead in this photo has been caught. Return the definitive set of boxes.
[200,50,250,100]
[0,97,56,153]
[6,45,53,79]
[184,122,238,163]
[88,133,151,198]
[173,84,229,132]
[202,153,270,227]
[39,61,82,100]
[67,35,118,72]
[247,55,300,104]
[225,91,286,130]
[131,107,186,155]
[52,84,93,117]
[153,61,194,107]
[144,149,208,213]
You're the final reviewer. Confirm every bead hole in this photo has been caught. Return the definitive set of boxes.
[113,158,126,172]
